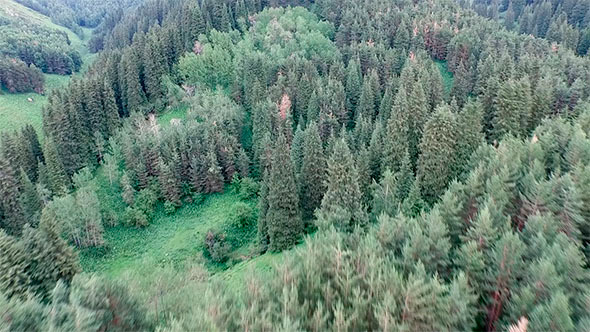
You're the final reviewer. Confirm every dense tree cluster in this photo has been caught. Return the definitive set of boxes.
[0,14,82,76]
[13,0,143,38]
[0,57,44,93]
[4,0,590,330]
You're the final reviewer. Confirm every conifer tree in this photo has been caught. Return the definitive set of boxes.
[401,178,426,218]
[0,230,30,298]
[417,105,458,205]
[22,220,80,299]
[356,69,379,121]
[143,33,166,102]
[382,85,410,174]
[19,169,41,225]
[122,51,146,113]
[0,154,25,236]
[120,171,135,206]
[394,149,413,204]
[291,123,305,176]
[204,149,224,194]
[371,170,399,219]
[494,77,532,139]
[44,138,71,195]
[300,122,327,221]
[266,134,302,252]
[345,58,362,121]
[257,170,270,253]
[158,158,181,206]
[318,138,367,232]
[455,100,484,177]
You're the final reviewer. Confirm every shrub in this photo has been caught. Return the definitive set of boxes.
[238,178,260,201]
[123,207,148,227]
[164,201,177,215]
[204,230,230,263]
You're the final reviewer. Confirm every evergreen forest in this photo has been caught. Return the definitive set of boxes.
[2,0,590,331]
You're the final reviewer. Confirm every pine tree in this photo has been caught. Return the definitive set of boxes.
[345,58,362,122]
[300,122,327,221]
[371,169,399,219]
[101,81,120,136]
[22,220,80,299]
[158,158,181,206]
[266,134,302,252]
[401,178,426,218]
[43,138,71,195]
[19,169,41,225]
[394,149,413,204]
[122,50,146,113]
[417,105,458,205]
[257,170,270,253]
[356,69,379,121]
[0,230,31,299]
[204,149,224,194]
[318,138,367,232]
[120,171,135,206]
[455,100,484,178]
[0,155,25,236]
[494,77,531,139]
[143,32,166,102]
[382,85,410,174]
[291,123,305,176]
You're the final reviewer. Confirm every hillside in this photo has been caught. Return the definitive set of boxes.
[0,0,95,135]
[2,0,590,331]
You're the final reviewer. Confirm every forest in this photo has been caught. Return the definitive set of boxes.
[1,0,590,331]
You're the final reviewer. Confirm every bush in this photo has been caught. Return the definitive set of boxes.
[164,201,177,215]
[123,207,148,227]
[238,178,260,201]
[231,202,255,229]
[204,230,230,263]
[135,188,158,218]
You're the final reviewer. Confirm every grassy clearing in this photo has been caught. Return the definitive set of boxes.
[435,60,454,99]
[80,188,259,277]
[157,104,190,128]
[0,0,96,136]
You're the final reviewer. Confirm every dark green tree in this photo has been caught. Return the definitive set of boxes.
[266,134,302,252]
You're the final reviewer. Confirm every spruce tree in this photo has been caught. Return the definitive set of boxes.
[455,100,484,178]
[318,138,368,232]
[257,170,270,253]
[0,154,25,236]
[417,105,458,205]
[493,77,531,139]
[266,134,302,252]
[382,85,410,174]
[0,230,30,299]
[19,169,41,225]
[300,122,327,221]
[158,158,181,206]
[44,138,71,195]
[291,123,305,176]
[204,149,224,194]
[356,69,379,121]
[345,58,362,121]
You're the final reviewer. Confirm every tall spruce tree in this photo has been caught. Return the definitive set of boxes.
[266,134,302,252]
[300,122,327,221]
[318,138,368,232]
[417,104,458,205]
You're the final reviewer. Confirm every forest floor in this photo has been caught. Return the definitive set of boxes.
[0,0,96,136]
[435,60,454,98]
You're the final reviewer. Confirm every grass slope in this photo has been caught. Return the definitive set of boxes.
[435,60,454,99]
[0,0,96,136]
[80,190,258,277]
